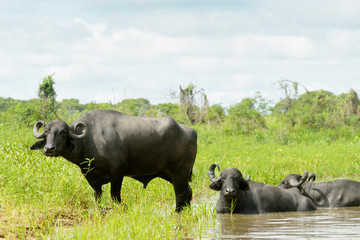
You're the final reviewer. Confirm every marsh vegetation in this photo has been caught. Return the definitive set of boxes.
[1,77,360,238]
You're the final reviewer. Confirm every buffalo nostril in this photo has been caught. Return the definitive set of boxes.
[45,145,56,152]
[225,188,235,194]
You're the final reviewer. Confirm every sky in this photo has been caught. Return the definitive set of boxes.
[1,0,360,107]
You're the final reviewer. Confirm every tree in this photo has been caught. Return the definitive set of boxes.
[178,84,209,124]
[11,99,41,127]
[284,90,337,128]
[227,97,266,134]
[118,98,151,116]
[228,98,264,122]
[154,103,179,117]
[340,89,360,126]
[274,79,309,114]
[205,104,225,123]
[57,98,86,122]
[38,74,57,120]
[344,89,359,116]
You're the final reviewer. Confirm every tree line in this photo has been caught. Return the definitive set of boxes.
[1,75,360,139]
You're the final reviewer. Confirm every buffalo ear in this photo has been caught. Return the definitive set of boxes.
[30,139,46,150]
[240,177,250,191]
[209,180,222,191]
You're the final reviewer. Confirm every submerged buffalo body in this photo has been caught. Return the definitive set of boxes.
[208,164,316,214]
[277,172,360,207]
[30,110,197,212]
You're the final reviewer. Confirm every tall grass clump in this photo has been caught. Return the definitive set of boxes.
[2,82,360,238]
[1,121,360,239]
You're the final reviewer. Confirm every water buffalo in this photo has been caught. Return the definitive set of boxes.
[30,110,197,212]
[277,171,360,207]
[208,164,316,214]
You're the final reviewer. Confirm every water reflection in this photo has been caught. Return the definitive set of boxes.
[202,207,360,239]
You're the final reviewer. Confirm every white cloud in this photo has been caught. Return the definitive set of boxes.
[43,65,82,83]
[323,29,360,58]
[1,1,360,107]
[231,74,256,87]
[71,18,197,60]
[233,35,313,59]
[93,91,122,103]
[207,89,259,106]
[177,57,221,72]
[0,64,16,78]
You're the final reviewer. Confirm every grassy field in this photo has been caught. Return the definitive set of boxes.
[1,123,360,239]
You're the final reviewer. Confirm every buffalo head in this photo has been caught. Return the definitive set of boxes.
[277,170,309,189]
[208,163,250,199]
[30,120,87,156]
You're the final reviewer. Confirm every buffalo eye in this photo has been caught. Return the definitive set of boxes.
[60,130,67,136]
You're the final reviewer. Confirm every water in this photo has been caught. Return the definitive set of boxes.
[200,207,360,239]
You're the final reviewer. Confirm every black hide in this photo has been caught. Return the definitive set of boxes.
[30,110,197,212]
[278,172,360,207]
[208,164,316,214]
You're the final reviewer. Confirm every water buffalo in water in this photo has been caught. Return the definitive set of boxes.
[30,110,197,212]
[277,171,360,207]
[208,164,316,214]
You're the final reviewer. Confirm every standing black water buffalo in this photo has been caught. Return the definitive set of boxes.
[277,171,360,207]
[30,110,197,212]
[208,164,316,214]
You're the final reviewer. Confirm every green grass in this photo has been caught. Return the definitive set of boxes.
[1,124,360,239]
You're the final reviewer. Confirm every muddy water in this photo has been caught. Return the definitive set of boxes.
[200,206,360,239]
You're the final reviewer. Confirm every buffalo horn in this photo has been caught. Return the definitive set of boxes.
[68,122,87,140]
[208,163,221,183]
[244,175,251,182]
[308,172,316,182]
[33,121,46,139]
[289,170,309,187]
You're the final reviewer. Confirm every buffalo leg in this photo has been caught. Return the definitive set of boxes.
[92,185,108,211]
[93,185,103,202]
[111,176,124,203]
[173,181,192,212]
